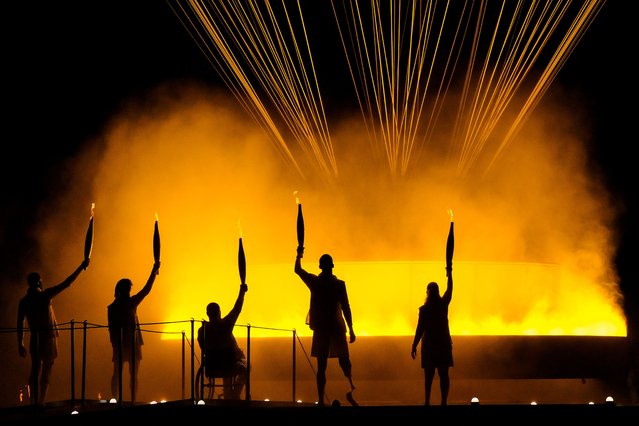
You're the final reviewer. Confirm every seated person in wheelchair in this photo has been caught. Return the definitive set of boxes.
[197,283,248,399]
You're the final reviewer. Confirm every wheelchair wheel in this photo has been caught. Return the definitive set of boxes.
[195,365,209,400]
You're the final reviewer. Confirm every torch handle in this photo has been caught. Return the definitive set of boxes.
[84,216,94,270]
[446,221,454,276]
[238,237,246,285]
[153,220,161,274]
[297,203,305,252]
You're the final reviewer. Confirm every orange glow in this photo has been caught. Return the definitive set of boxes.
[158,260,625,338]
[34,85,626,340]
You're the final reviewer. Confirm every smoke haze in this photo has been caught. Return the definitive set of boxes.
[16,80,624,338]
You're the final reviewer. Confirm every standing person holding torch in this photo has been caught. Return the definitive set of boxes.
[294,197,357,406]
[411,211,454,406]
[17,258,90,407]
[295,249,357,407]
[107,260,160,403]
[17,206,93,408]
[108,217,161,403]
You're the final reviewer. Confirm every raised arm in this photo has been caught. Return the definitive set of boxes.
[226,283,248,324]
[294,246,304,275]
[135,261,161,300]
[295,247,316,289]
[45,259,90,298]
[443,266,453,303]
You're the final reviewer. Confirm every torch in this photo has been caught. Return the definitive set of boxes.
[153,213,160,274]
[83,203,95,270]
[295,191,304,256]
[446,209,454,277]
[238,220,246,286]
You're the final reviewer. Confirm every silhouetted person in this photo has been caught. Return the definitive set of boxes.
[108,260,160,403]
[17,259,90,406]
[411,268,453,406]
[295,248,357,406]
[197,283,248,400]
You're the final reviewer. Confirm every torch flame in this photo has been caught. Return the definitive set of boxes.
[90,202,95,218]
[294,190,300,205]
[448,209,454,222]
[155,212,159,222]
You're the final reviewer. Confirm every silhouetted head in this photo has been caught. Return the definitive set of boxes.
[114,278,132,298]
[206,302,221,321]
[426,282,439,298]
[27,272,41,289]
[319,254,334,271]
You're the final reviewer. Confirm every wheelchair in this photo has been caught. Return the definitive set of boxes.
[194,357,247,400]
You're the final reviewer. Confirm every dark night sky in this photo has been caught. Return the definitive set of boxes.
[1,1,637,333]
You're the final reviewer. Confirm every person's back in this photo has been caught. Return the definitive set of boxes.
[107,295,143,355]
[307,272,348,333]
[199,319,244,377]
[419,291,451,349]
[20,288,59,339]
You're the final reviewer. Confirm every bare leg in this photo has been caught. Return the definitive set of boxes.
[130,358,140,403]
[424,367,436,406]
[232,363,248,399]
[223,377,234,399]
[110,361,120,400]
[438,366,450,406]
[28,356,40,405]
[39,360,54,405]
[316,356,328,406]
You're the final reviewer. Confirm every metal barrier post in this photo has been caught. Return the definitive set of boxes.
[181,330,185,400]
[191,318,195,401]
[292,329,296,402]
[70,320,75,404]
[81,320,87,405]
[246,324,251,401]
